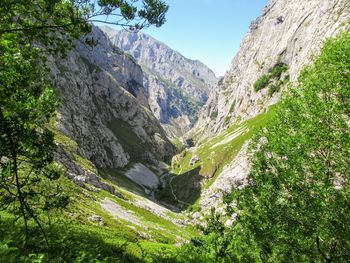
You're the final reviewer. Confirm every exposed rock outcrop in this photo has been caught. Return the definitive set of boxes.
[195,0,350,214]
[50,27,176,176]
[101,26,218,136]
[194,0,350,138]
[199,143,251,212]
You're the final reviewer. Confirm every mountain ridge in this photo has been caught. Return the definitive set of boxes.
[100,26,218,137]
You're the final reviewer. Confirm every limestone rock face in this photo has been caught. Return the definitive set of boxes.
[199,143,251,212]
[49,27,176,173]
[101,26,218,137]
[196,0,350,214]
[194,0,350,138]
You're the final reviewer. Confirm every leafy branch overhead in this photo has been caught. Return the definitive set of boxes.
[0,0,168,45]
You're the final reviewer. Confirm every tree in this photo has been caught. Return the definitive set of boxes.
[235,31,350,262]
[0,0,168,37]
[0,0,168,249]
[0,37,64,247]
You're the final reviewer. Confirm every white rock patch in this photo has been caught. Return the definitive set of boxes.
[210,125,247,149]
[101,197,142,226]
[125,163,159,189]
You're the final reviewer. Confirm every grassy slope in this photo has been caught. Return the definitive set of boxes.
[170,106,276,204]
[5,105,276,261]
[8,118,196,261]
[0,171,197,262]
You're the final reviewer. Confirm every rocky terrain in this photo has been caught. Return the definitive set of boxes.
[101,26,218,137]
[49,27,177,193]
[189,0,350,216]
[194,0,350,139]
[49,0,350,231]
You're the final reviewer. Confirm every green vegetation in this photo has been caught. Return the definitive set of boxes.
[0,31,62,247]
[253,74,271,91]
[2,0,349,261]
[0,0,169,261]
[253,62,289,92]
[232,31,350,262]
[171,137,184,152]
[168,30,350,263]
[108,119,153,161]
[210,110,219,120]
[171,167,202,205]
[229,100,236,113]
[269,62,289,78]
[268,75,290,96]
[171,106,276,205]
[267,83,279,96]
[0,176,193,262]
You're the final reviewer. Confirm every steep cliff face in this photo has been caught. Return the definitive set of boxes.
[194,0,350,139]
[171,0,350,218]
[101,26,218,136]
[49,27,176,176]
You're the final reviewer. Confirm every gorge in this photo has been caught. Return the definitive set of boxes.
[1,0,350,261]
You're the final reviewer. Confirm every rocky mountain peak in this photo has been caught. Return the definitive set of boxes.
[101,26,218,137]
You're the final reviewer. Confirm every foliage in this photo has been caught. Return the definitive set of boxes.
[155,210,260,263]
[229,100,236,113]
[253,74,271,92]
[0,36,65,247]
[267,83,279,96]
[254,62,289,92]
[269,62,288,79]
[235,31,350,262]
[0,0,169,257]
[210,110,219,120]
[222,192,235,205]
[0,0,169,40]
[166,30,350,263]
[0,212,152,262]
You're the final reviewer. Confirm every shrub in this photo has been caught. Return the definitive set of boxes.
[253,74,271,92]
[237,31,350,262]
[210,110,218,120]
[269,62,288,79]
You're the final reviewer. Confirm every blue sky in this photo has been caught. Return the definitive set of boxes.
[141,0,269,76]
[95,0,269,77]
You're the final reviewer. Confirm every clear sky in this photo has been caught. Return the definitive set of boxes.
[141,0,269,77]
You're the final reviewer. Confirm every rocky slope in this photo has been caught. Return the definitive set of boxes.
[170,0,350,219]
[194,0,350,139]
[49,26,176,193]
[101,26,218,137]
[48,0,349,224]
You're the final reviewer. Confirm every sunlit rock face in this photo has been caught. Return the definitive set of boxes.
[194,0,350,139]
[49,26,176,174]
[195,0,350,214]
[101,26,218,137]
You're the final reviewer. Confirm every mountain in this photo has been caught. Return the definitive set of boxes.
[193,0,350,139]
[48,26,177,194]
[4,0,350,260]
[101,26,218,137]
[49,0,350,222]
[48,0,350,236]
[172,0,350,216]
